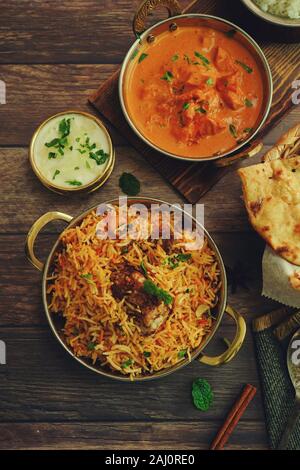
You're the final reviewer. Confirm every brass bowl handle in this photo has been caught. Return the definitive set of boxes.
[199,305,246,366]
[133,0,182,36]
[25,211,73,271]
[214,141,264,168]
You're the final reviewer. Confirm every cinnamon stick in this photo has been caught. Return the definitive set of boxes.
[210,384,257,450]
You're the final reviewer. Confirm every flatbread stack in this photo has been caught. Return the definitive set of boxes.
[238,123,300,267]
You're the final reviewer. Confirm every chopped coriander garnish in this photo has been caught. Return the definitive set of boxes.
[52,169,60,180]
[45,118,71,156]
[161,71,174,83]
[86,139,96,151]
[225,29,236,38]
[177,253,192,262]
[80,273,93,279]
[138,53,148,63]
[168,253,192,269]
[143,279,173,305]
[131,48,139,60]
[45,138,60,148]
[206,77,214,86]
[236,60,253,74]
[168,258,179,270]
[89,149,108,165]
[229,124,238,139]
[244,127,253,134]
[74,166,79,170]
[85,160,91,169]
[80,273,93,284]
[121,359,133,368]
[119,172,141,196]
[172,54,179,62]
[69,146,73,151]
[178,349,187,359]
[58,118,71,138]
[140,260,148,277]
[194,51,210,66]
[87,342,96,351]
[143,351,151,358]
[196,107,207,114]
[65,180,82,186]
[48,152,57,159]
[75,136,108,167]
[245,98,253,108]
[183,102,190,110]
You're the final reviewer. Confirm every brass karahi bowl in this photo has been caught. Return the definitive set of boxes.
[118,0,273,164]
[25,197,246,382]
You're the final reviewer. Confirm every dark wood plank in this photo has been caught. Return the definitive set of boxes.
[0,421,268,450]
[0,323,265,423]
[90,0,300,202]
[0,64,126,146]
[1,141,298,236]
[0,144,284,235]
[0,0,136,65]
[0,0,193,65]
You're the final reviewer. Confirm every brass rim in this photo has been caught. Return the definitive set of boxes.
[242,0,300,27]
[40,197,228,381]
[29,110,115,194]
[119,13,273,162]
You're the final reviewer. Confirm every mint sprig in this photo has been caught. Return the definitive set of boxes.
[192,378,213,411]
[119,172,141,196]
[143,279,173,305]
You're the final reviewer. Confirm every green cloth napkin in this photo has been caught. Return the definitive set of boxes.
[252,307,300,450]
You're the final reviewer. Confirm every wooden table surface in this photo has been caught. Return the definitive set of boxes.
[0,0,299,450]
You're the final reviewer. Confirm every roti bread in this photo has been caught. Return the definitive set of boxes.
[238,155,300,266]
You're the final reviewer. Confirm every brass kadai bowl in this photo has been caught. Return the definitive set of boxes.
[29,110,115,195]
[118,0,273,165]
[25,198,246,382]
[242,0,300,28]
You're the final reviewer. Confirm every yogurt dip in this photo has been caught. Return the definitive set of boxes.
[30,112,113,192]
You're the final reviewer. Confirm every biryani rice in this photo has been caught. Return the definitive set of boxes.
[47,207,221,379]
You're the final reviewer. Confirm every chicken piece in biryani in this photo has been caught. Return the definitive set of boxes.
[110,264,170,334]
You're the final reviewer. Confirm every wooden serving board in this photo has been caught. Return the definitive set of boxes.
[89,0,300,203]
